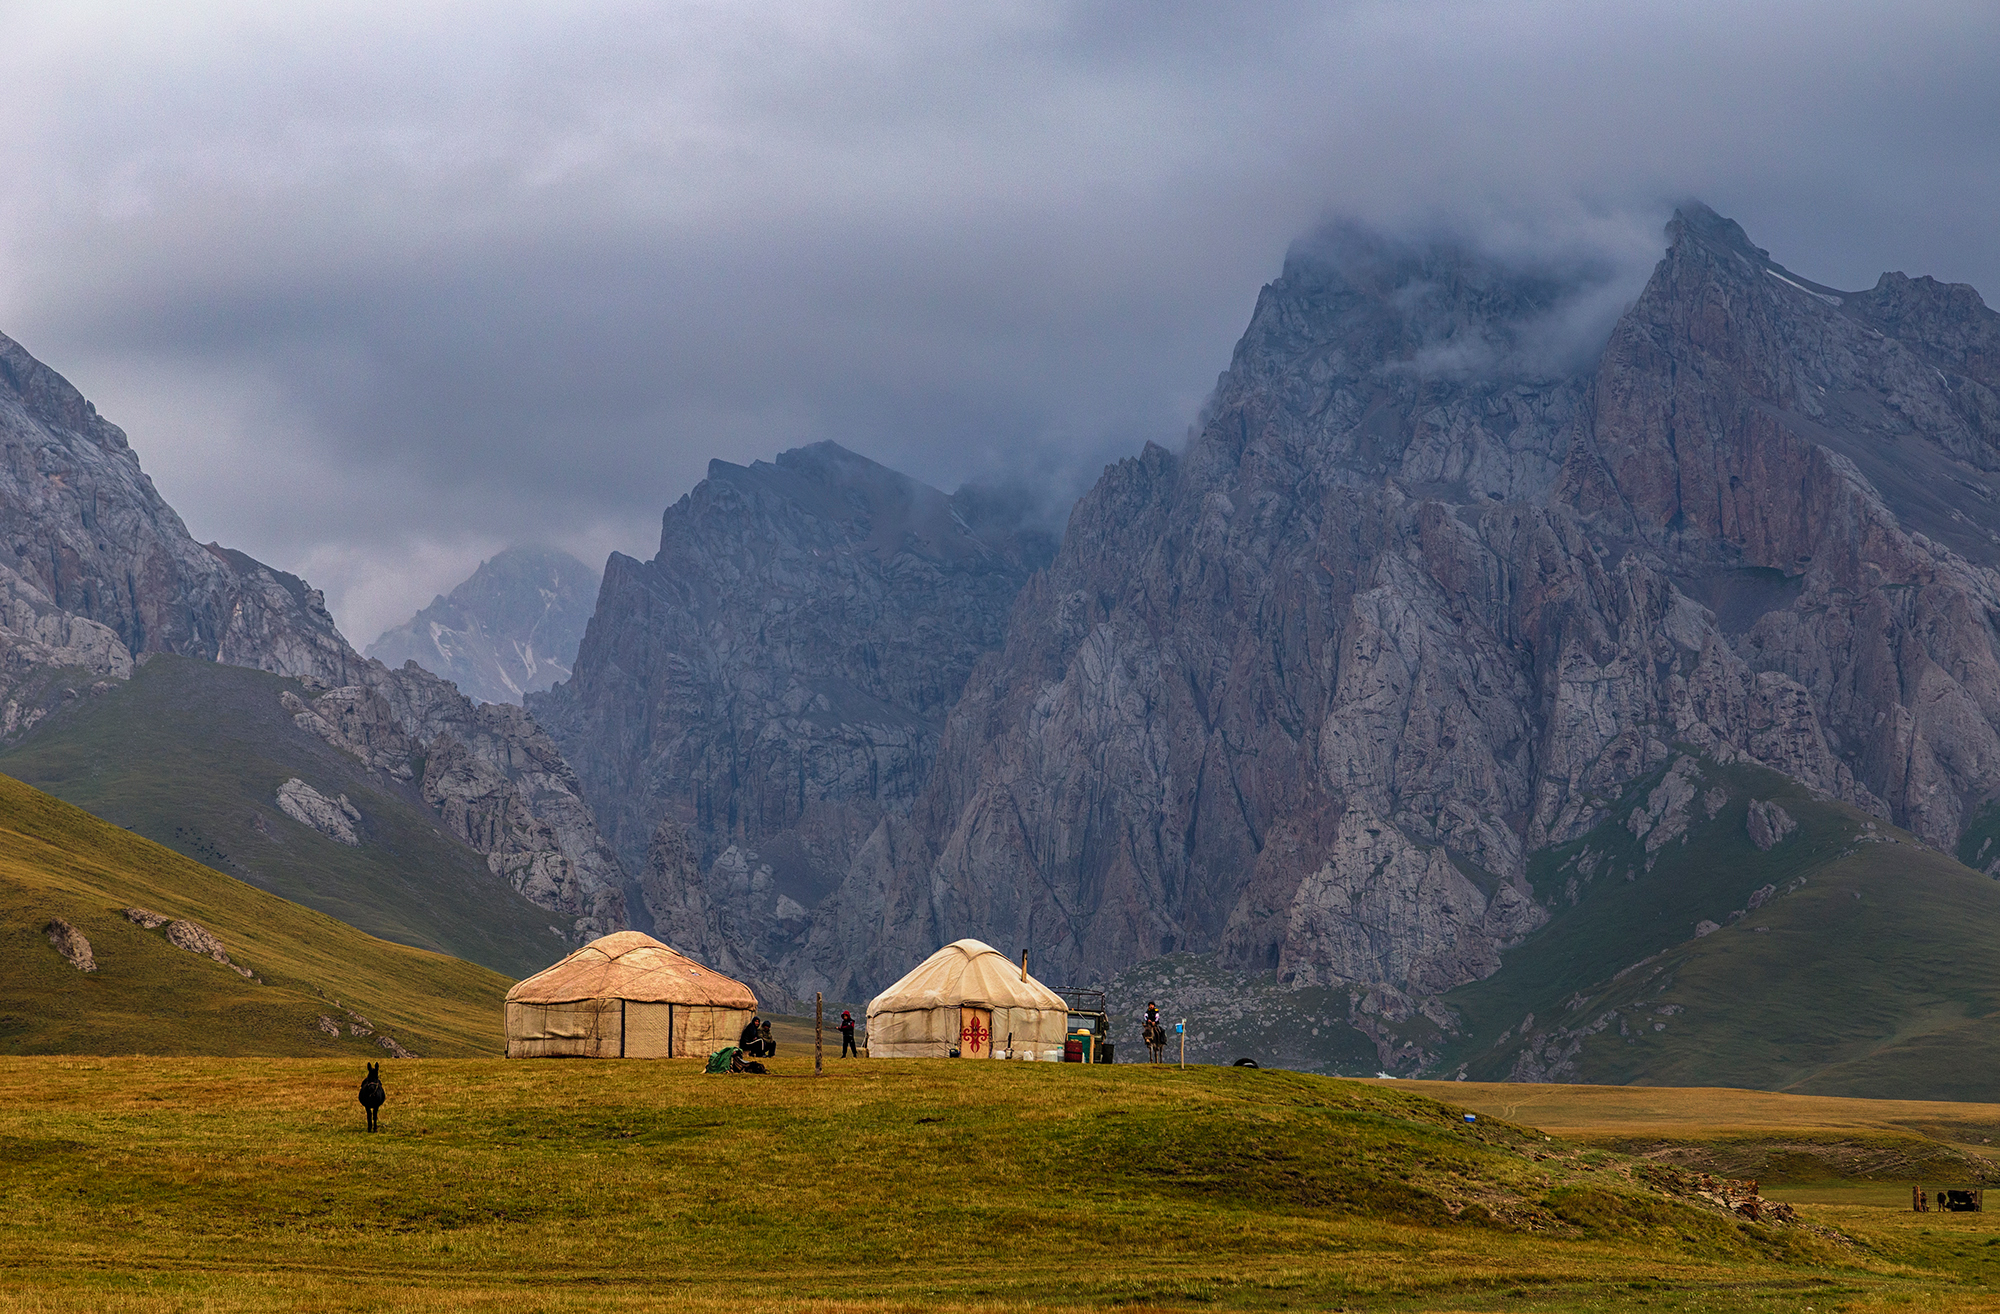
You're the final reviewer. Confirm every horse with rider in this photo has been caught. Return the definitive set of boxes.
[1142,1000,1170,1062]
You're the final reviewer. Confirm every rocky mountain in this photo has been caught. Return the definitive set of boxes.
[0,330,628,954]
[786,204,2000,1014]
[0,331,357,732]
[529,442,1055,991]
[366,545,600,705]
[538,203,2000,1070]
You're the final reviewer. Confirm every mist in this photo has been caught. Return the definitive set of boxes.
[0,1,1994,642]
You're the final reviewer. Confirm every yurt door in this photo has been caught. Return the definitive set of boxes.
[959,1007,993,1058]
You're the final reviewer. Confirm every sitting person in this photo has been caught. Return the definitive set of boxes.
[740,1015,761,1053]
[758,1018,775,1058]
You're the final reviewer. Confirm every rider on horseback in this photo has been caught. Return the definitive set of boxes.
[1142,1001,1169,1062]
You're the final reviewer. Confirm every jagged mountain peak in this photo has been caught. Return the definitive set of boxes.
[0,328,128,453]
[1668,201,1772,262]
[1262,217,1634,389]
[674,440,1053,571]
[1658,202,1856,309]
[366,545,600,706]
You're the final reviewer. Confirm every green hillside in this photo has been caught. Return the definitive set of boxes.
[0,654,570,979]
[0,769,506,1055]
[1432,756,2000,1098]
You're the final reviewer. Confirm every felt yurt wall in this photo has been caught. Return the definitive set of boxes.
[866,939,1069,1058]
[505,931,757,1058]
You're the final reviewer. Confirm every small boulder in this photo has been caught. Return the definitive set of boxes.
[164,919,231,963]
[1694,919,1721,938]
[1746,799,1797,851]
[138,915,259,980]
[274,777,361,846]
[45,918,96,972]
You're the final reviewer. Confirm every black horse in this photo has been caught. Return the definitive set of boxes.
[358,1062,385,1132]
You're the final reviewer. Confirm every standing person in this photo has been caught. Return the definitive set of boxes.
[839,1010,858,1057]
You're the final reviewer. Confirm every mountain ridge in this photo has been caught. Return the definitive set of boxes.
[541,203,2000,1095]
[0,329,632,954]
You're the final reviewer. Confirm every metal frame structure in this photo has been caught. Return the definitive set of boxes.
[1055,987,1114,1062]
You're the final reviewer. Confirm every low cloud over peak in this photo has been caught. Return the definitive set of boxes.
[0,2,1993,641]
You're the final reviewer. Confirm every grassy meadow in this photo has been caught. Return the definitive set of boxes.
[2,1056,2000,1312]
[0,769,509,1057]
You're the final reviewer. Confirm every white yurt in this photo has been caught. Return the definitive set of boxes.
[505,931,758,1058]
[866,938,1068,1059]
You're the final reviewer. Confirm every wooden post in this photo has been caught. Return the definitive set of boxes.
[815,992,824,1076]
[1179,1018,1186,1069]
[1020,949,1028,982]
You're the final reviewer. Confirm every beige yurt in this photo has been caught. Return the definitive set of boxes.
[866,938,1068,1058]
[505,931,757,1058]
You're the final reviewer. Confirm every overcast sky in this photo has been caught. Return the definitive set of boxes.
[1,1,1995,643]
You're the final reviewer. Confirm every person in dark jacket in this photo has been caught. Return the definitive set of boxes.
[758,1018,775,1058]
[839,1010,858,1057]
[740,1015,761,1052]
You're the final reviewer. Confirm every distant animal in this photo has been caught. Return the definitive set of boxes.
[1142,1021,1168,1063]
[358,1062,385,1132]
[1232,1058,1259,1068]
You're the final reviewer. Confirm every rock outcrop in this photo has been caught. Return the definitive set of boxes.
[275,778,361,845]
[367,545,600,705]
[531,442,1053,986]
[44,918,95,971]
[125,907,256,979]
[1746,799,1798,851]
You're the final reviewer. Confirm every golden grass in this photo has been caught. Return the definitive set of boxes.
[0,1056,1996,1311]
[1384,1080,2000,1191]
[1389,1081,2000,1140]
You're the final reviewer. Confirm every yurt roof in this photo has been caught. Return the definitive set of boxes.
[506,931,758,1008]
[868,939,1066,1013]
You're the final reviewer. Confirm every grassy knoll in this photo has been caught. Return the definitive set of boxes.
[0,769,508,1057]
[0,654,571,978]
[0,1055,1977,1313]
[1431,757,2000,1099]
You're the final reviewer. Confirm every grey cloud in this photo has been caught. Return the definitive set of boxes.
[0,1,1994,642]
